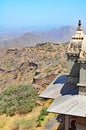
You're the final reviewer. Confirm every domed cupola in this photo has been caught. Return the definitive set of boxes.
[68,20,84,54]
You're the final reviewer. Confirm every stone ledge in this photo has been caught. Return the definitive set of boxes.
[77,83,86,87]
[78,59,86,63]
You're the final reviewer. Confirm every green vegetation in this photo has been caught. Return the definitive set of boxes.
[37,107,48,127]
[0,84,38,116]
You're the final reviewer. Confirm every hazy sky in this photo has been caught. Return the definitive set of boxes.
[0,0,86,28]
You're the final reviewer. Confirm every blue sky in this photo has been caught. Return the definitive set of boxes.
[0,0,86,29]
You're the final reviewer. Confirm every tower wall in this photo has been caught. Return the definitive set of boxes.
[79,62,86,84]
[67,53,80,84]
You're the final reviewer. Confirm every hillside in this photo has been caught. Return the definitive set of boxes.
[0,42,68,130]
[0,42,67,92]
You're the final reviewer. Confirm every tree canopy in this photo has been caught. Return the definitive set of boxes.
[0,84,38,116]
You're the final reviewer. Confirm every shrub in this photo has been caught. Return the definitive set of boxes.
[37,115,45,121]
[0,84,38,116]
[37,107,48,127]
[40,107,48,116]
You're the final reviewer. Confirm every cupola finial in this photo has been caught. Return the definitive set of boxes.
[77,20,82,31]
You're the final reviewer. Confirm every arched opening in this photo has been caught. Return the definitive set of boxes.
[69,120,76,130]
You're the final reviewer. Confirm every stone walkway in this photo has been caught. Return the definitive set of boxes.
[44,117,60,130]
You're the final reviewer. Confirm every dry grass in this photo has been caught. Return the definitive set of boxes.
[0,99,58,130]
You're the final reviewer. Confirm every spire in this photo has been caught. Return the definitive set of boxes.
[68,20,84,54]
[77,20,82,31]
[71,20,84,42]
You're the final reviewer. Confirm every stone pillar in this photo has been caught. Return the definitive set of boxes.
[77,60,86,95]
[65,115,70,130]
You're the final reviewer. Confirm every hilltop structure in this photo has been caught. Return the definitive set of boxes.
[40,20,86,130]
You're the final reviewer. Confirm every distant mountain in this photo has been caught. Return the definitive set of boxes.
[0,25,86,47]
[33,26,76,42]
[0,33,45,47]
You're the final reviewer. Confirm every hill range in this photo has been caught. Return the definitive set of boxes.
[0,26,78,47]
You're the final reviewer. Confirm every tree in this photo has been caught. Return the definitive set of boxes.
[0,84,38,116]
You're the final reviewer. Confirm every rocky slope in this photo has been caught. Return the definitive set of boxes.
[0,42,68,130]
[0,42,68,93]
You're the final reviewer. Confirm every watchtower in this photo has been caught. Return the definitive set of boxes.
[40,21,86,130]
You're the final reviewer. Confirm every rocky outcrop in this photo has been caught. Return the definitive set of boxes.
[33,73,57,86]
